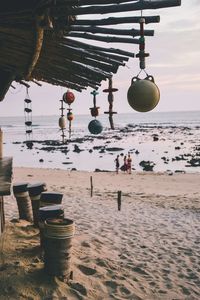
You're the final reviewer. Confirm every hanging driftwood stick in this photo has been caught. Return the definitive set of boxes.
[69,0,181,15]
[90,176,93,197]
[73,15,160,26]
[117,191,122,211]
[67,32,140,44]
[69,26,154,37]
[65,38,135,57]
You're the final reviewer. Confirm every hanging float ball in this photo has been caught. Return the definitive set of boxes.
[59,116,66,129]
[67,112,74,121]
[88,119,103,135]
[63,90,75,105]
[90,107,99,117]
[127,76,160,112]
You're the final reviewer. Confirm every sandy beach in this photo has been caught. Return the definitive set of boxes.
[1,167,200,300]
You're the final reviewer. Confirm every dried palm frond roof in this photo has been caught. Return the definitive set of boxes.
[0,0,181,100]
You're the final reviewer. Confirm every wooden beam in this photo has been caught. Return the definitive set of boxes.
[69,25,154,37]
[67,32,140,44]
[65,38,135,57]
[69,0,182,15]
[73,16,160,26]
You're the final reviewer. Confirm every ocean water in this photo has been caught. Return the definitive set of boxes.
[0,110,200,173]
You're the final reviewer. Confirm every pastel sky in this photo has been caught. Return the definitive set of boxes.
[0,0,199,116]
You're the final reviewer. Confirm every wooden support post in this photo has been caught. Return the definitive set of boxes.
[117,191,122,211]
[0,128,3,159]
[90,176,93,197]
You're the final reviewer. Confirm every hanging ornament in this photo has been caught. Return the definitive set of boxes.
[88,119,103,135]
[62,90,75,139]
[127,14,160,112]
[88,90,103,135]
[24,87,33,149]
[63,90,75,105]
[128,76,160,112]
[103,77,118,130]
[89,90,100,118]
[59,97,66,143]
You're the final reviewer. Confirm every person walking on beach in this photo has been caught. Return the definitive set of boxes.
[114,155,120,174]
[127,153,132,174]
[121,155,128,173]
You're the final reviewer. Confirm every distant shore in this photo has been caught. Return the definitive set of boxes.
[1,167,200,299]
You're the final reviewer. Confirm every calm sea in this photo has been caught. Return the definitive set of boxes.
[0,110,200,172]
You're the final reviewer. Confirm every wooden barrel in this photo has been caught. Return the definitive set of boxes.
[28,182,47,226]
[40,192,63,207]
[13,182,33,222]
[38,205,64,248]
[43,218,75,278]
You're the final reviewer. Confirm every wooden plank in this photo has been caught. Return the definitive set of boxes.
[0,157,13,196]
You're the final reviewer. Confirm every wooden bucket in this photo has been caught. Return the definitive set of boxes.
[43,218,75,278]
[40,192,63,207]
[38,205,64,248]
[13,182,33,222]
[28,182,47,226]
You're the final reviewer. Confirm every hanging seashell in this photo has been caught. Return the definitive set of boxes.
[59,116,66,129]
[88,119,103,135]
[67,112,74,121]
[63,90,75,105]
[127,76,160,112]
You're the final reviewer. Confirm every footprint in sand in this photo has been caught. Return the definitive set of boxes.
[78,264,97,276]
[81,241,90,248]
[70,282,87,296]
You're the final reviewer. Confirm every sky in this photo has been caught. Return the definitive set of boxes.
[0,0,200,117]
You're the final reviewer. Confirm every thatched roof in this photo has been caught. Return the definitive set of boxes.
[0,0,181,100]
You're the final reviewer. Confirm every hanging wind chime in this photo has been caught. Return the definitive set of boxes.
[127,12,160,112]
[24,87,33,149]
[88,90,103,135]
[59,97,67,144]
[63,90,75,139]
[103,77,118,130]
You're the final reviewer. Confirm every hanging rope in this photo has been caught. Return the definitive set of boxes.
[24,87,33,149]
[135,8,150,77]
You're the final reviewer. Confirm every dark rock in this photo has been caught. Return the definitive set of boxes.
[89,149,93,153]
[62,162,73,165]
[175,146,181,150]
[71,168,77,171]
[39,159,44,163]
[93,146,104,150]
[94,169,110,172]
[106,147,124,152]
[139,160,155,171]
[153,135,159,141]
[99,149,105,153]
[73,144,83,153]
[175,170,186,173]
[135,150,139,155]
